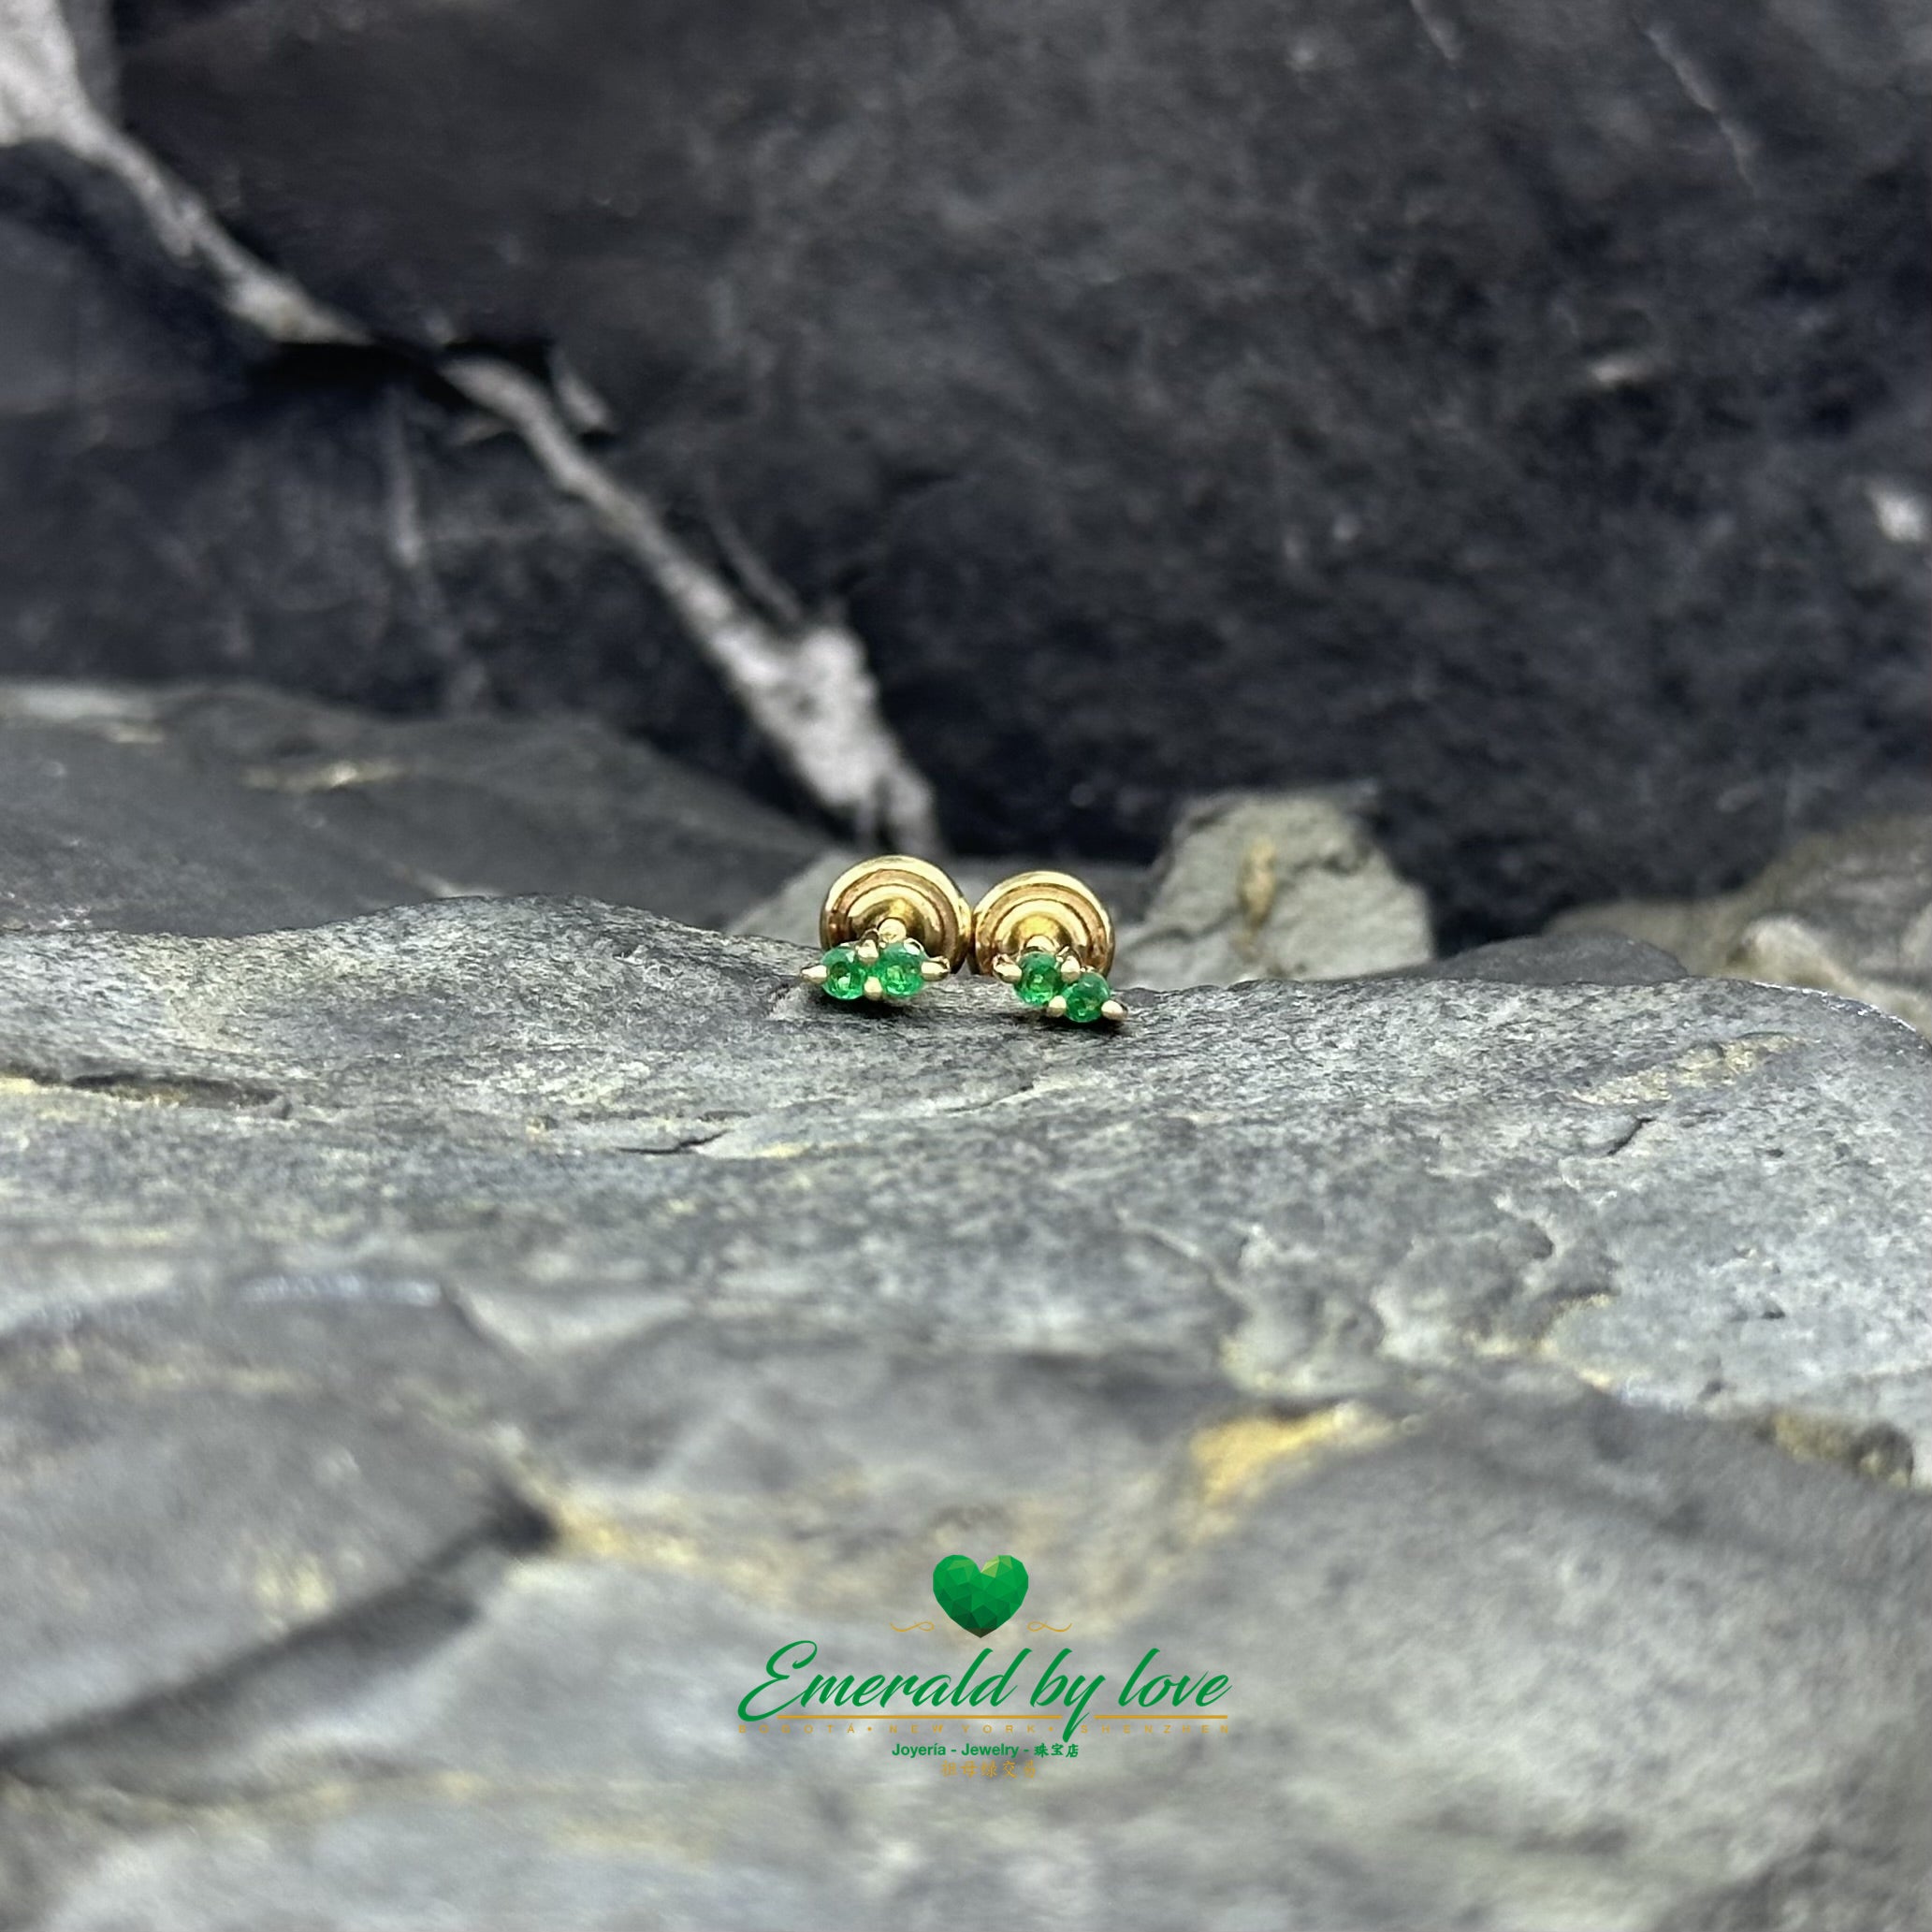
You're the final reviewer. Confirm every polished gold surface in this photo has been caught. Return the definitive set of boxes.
[970,869,1116,977]
[818,856,973,970]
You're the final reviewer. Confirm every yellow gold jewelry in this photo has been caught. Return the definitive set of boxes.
[972,869,1127,1024]
[801,855,971,1006]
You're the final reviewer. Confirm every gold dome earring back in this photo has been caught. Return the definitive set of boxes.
[972,870,1127,1024]
[801,855,972,1006]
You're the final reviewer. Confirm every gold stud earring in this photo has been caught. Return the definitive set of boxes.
[972,870,1127,1024]
[800,855,972,1006]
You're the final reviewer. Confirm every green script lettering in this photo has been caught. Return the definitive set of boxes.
[738,1643,1224,1728]
[738,1640,817,1721]
[972,1648,1032,1708]
[948,1649,992,1707]
[1118,1647,1160,1706]
[1030,1647,1107,1742]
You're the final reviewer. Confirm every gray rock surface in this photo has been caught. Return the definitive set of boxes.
[1114,790,1433,987]
[1556,812,1932,1037]
[0,679,823,934]
[0,897,1927,1928]
[1394,931,1689,987]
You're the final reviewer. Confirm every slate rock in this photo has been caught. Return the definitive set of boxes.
[0,698,411,937]
[1556,810,1932,1037]
[12,1389,1932,1932]
[1114,789,1432,988]
[0,899,1926,1927]
[0,1308,526,1749]
[59,0,1928,945]
[0,896,1923,1435]
[0,142,759,772]
[0,679,823,934]
[1395,930,1688,986]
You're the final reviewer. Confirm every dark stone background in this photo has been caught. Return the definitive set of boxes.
[2,0,1927,944]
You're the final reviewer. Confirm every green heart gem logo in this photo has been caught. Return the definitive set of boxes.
[931,1553,1029,1636]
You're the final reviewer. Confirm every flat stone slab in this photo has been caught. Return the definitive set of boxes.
[0,899,1923,1446]
[0,1313,525,1747]
[0,899,1926,1929]
[0,680,822,936]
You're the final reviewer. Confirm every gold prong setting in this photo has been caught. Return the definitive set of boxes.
[806,857,1125,1024]
[803,926,947,1007]
[999,940,1126,1027]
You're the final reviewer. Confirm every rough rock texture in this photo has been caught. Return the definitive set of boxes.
[1,0,1926,942]
[1396,929,1687,987]
[0,678,824,933]
[0,137,760,743]
[1556,811,1932,1038]
[1115,790,1433,987]
[0,898,1927,1929]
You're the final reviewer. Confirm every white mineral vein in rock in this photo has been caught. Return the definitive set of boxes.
[0,0,940,848]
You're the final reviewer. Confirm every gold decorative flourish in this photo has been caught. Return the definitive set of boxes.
[1025,1620,1072,1633]
[889,1620,935,1632]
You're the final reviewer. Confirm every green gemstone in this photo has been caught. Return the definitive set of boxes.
[876,941,927,1000]
[1015,949,1065,1008]
[1061,971,1111,1024]
[821,945,867,1000]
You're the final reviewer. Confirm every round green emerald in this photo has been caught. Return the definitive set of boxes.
[821,945,867,1000]
[1015,949,1065,1008]
[1061,971,1111,1024]
[876,941,927,1000]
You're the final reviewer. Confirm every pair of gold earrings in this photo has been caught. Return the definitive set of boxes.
[799,856,1127,1026]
